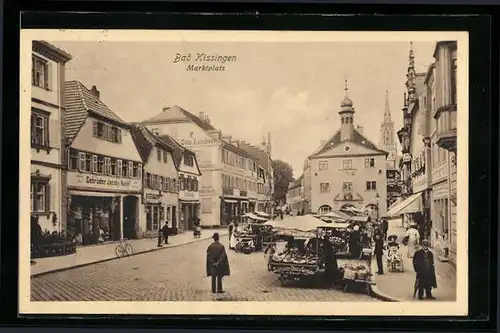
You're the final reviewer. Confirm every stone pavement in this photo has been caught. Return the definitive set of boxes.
[31,228,228,276]
[371,219,457,302]
[31,236,380,302]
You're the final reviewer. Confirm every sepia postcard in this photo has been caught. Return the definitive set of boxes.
[20,29,468,316]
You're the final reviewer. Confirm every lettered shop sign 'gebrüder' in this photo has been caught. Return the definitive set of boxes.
[67,171,142,192]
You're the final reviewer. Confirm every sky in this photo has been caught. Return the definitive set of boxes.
[53,40,436,177]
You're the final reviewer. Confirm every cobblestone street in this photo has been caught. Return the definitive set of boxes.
[31,237,379,302]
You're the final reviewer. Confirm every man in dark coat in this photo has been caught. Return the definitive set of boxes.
[381,219,389,240]
[158,221,170,247]
[322,235,338,286]
[412,239,437,300]
[206,232,230,294]
[374,232,385,275]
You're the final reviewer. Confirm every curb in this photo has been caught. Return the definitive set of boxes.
[31,232,228,278]
[368,254,404,302]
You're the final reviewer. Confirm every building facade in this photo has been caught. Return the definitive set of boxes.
[30,41,72,233]
[65,82,143,245]
[129,124,180,236]
[286,175,304,214]
[392,41,458,265]
[142,106,264,227]
[304,81,388,219]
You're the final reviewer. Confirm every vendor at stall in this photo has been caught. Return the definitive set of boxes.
[322,235,339,286]
[349,225,362,258]
[229,222,239,250]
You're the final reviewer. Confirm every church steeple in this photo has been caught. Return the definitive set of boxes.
[339,79,355,142]
[380,88,397,167]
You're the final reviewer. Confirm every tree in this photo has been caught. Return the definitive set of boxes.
[272,159,294,203]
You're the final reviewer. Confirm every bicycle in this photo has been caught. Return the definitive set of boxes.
[115,238,133,258]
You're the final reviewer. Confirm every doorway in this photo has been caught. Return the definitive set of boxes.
[123,196,138,239]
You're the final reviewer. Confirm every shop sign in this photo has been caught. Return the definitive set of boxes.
[222,188,233,196]
[199,163,215,169]
[412,175,428,193]
[240,190,247,197]
[233,189,240,197]
[180,138,217,146]
[200,188,215,194]
[402,153,412,163]
[68,172,142,192]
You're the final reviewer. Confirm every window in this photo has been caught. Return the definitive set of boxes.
[366,181,377,190]
[32,56,49,89]
[69,150,79,170]
[122,160,129,178]
[151,175,157,189]
[127,162,133,178]
[31,112,50,147]
[451,58,457,105]
[97,156,105,174]
[320,182,330,193]
[157,149,162,161]
[132,163,138,178]
[184,155,194,167]
[104,157,111,175]
[144,173,150,188]
[137,164,142,180]
[342,182,353,192]
[364,158,375,168]
[92,120,123,143]
[159,176,164,191]
[319,160,328,171]
[342,159,353,169]
[31,181,49,213]
[117,160,123,177]
[92,155,98,173]
[180,175,186,191]
[163,151,168,163]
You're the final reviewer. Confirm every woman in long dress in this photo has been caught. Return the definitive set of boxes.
[405,224,420,258]
[229,223,239,250]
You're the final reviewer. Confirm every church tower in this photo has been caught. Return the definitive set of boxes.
[339,79,355,142]
[379,88,398,168]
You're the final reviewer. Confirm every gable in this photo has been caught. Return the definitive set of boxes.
[310,129,387,158]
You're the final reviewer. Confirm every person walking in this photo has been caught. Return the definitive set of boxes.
[158,221,170,247]
[374,232,385,275]
[264,242,277,271]
[412,239,437,300]
[405,224,421,258]
[228,221,235,243]
[206,232,230,294]
[322,235,339,286]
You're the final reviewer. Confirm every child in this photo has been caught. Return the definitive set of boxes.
[264,242,277,271]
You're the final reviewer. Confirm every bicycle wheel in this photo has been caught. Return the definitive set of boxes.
[115,245,124,257]
[125,244,133,256]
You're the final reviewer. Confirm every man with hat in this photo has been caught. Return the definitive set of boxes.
[206,232,231,294]
[412,239,437,300]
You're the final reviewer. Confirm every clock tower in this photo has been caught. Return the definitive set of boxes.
[379,88,398,169]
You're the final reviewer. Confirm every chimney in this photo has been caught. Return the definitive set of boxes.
[267,132,272,155]
[90,85,100,99]
[199,112,205,121]
[162,107,170,113]
[205,116,211,124]
[356,125,364,134]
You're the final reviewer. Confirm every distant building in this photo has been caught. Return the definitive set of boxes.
[30,41,72,233]
[379,89,402,209]
[304,80,388,219]
[286,174,304,214]
[65,81,143,245]
[142,106,264,226]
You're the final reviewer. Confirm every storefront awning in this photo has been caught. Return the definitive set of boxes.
[386,192,423,216]
[69,190,116,198]
[224,199,238,203]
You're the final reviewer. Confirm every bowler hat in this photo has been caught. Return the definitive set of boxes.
[388,235,398,241]
[212,232,220,241]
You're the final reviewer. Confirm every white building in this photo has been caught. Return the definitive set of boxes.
[304,81,388,219]
[64,81,143,245]
[30,41,72,232]
[142,106,262,226]
[286,174,304,214]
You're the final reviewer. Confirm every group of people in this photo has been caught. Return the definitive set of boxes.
[372,220,438,300]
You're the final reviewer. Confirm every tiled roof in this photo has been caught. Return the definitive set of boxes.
[129,124,154,163]
[289,174,303,189]
[235,141,271,170]
[33,41,72,63]
[64,81,129,144]
[310,129,388,158]
[157,134,184,167]
[143,105,216,132]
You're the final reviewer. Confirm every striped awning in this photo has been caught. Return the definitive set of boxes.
[386,192,423,216]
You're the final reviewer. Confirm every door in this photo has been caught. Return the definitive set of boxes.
[123,196,138,239]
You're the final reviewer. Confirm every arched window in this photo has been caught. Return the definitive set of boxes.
[318,205,332,214]
[341,117,344,124]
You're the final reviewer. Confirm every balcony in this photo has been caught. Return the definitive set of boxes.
[434,104,457,152]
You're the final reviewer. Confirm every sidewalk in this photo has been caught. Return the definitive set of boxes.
[370,220,456,302]
[31,228,228,277]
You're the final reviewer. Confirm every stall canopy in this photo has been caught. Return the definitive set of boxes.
[386,192,423,217]
[243,212,268,221]
[264,215,332,232]
[254,211,271,218]
[321,210,352,220]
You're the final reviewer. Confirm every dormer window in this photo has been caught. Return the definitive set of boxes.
[32,55,49,89]
[184,155,194,167]
[92,120,122,143]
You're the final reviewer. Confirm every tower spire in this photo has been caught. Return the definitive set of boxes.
[384,87,392,123]
[344,78,349,96]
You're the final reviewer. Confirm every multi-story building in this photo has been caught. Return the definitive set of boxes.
[234,137,274,214]
[129,124,180,235]
[379,89,402,209]
[304,81,388,219]
[64,81,143,245]
[391,41,457,265]
[286,174,304,214]
[142,105,262,227]
[429,41,458,263]
[30,41,72,232]
[157,134,202,231]
[391,44,433,241]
